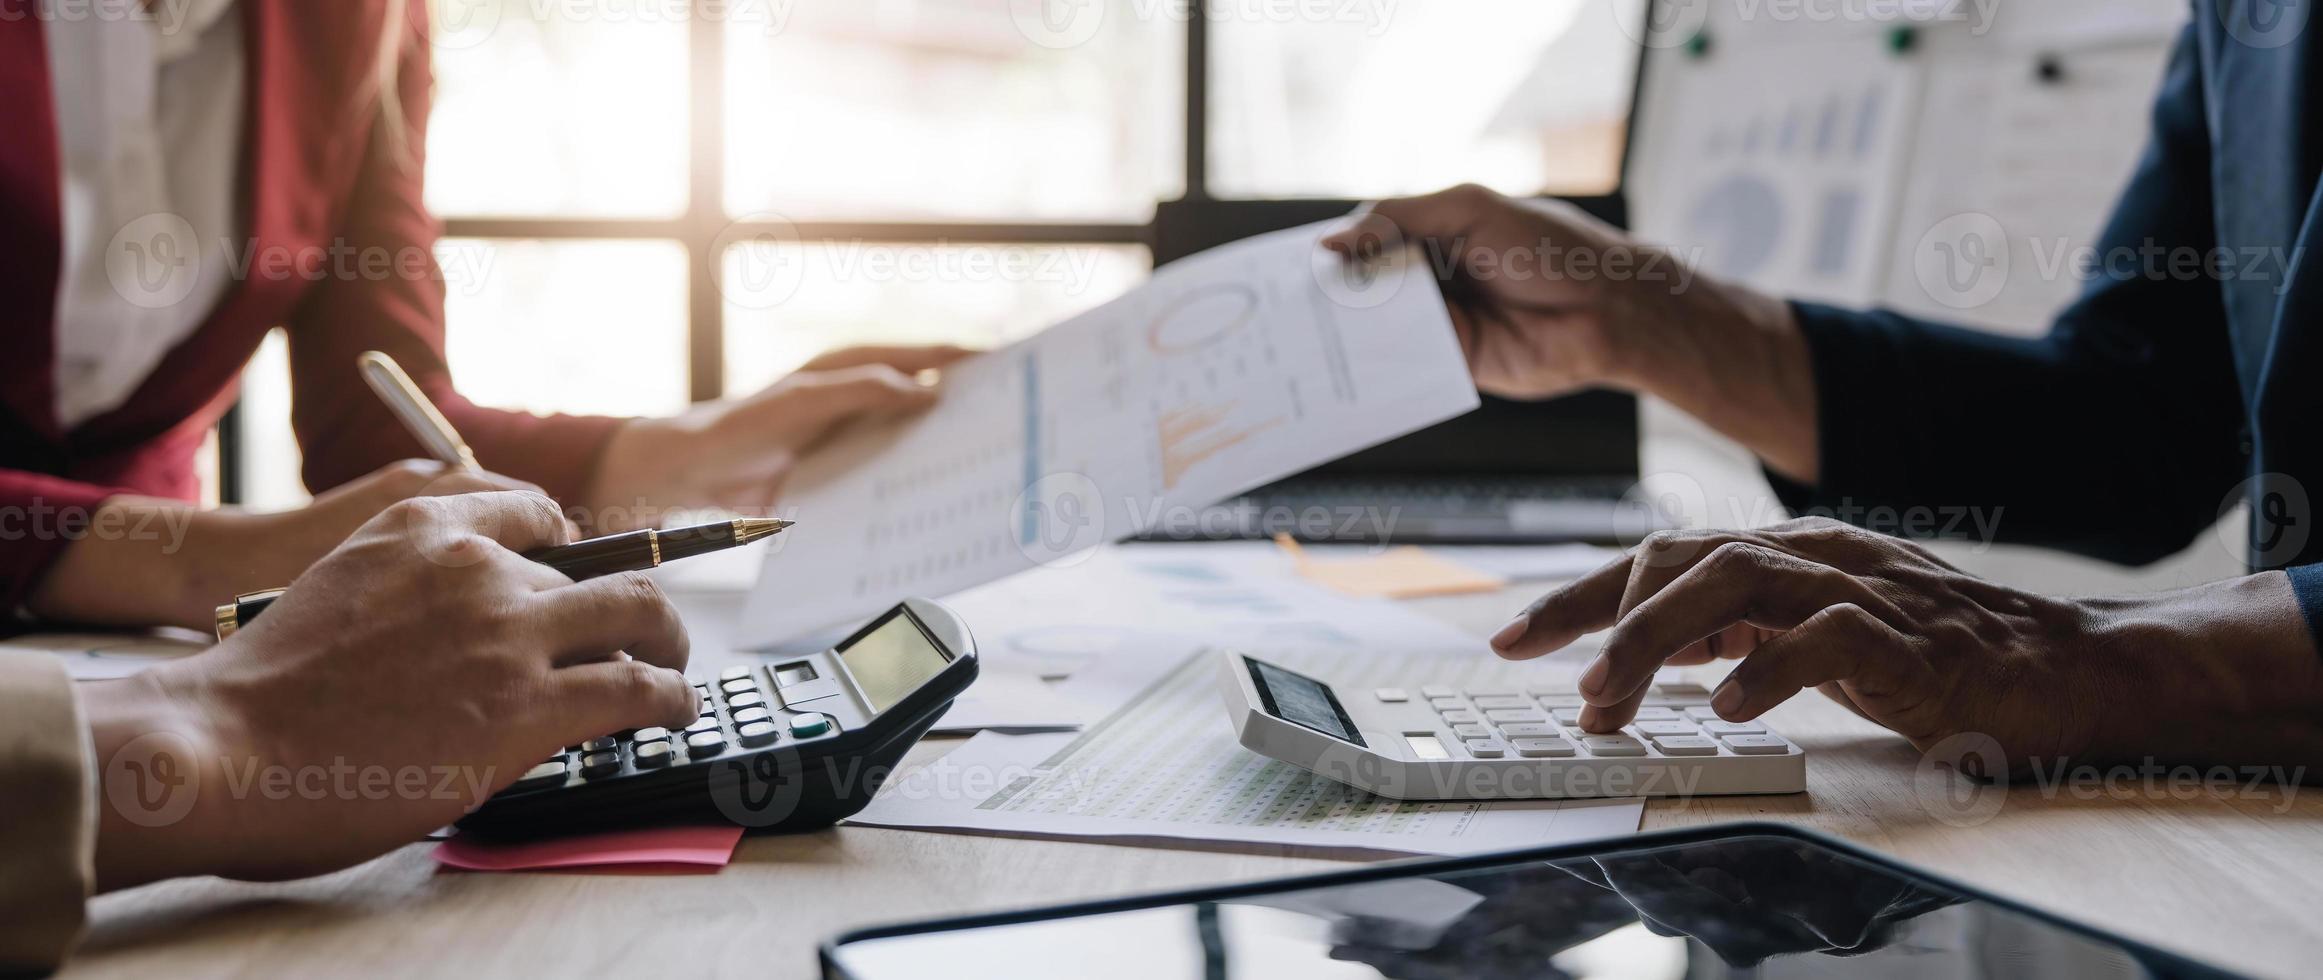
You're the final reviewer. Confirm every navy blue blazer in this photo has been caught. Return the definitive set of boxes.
[1771,1,2323,630]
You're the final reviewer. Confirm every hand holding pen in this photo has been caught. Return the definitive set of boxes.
[216,352,794,638]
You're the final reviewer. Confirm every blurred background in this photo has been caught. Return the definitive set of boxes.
[229,0,1642,509]
[220,0,2243,596]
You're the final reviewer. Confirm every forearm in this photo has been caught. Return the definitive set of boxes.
[77,670,236,892]
[26,498,225,631]
[1601,269,1820,484]
[2080,572,2323,774]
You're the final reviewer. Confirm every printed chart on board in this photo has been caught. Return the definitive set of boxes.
[741,222,1478,648]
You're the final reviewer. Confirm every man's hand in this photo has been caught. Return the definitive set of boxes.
[77,490,696,888]
[1489,517,2323,776]
[1321,184,1821,482]
[29,459,546,631]
[581,344,975,530]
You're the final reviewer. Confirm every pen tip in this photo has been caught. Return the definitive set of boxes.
[731,517,795,544]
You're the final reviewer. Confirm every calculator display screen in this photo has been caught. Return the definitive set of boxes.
[1246,658,1365,747]
[841,614,951,713]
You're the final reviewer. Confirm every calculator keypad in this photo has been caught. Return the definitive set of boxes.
[505,664,845,796]
[1418,684,1792,761]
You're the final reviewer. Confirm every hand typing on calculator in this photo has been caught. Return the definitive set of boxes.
[1489,517,2317,779]
[75,491,697,888]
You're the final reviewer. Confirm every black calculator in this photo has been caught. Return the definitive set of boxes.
[457,598,978,838]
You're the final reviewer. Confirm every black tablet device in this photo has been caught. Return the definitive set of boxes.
[822,822,2238,979]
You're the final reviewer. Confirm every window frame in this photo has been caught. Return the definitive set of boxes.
[221,2,1639,502]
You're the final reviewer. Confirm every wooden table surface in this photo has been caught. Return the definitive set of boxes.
[64,583,2323,980]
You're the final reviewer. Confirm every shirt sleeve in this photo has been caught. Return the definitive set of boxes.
[281,1,623,507]
[0,653,96,975]
[1765,24,2246,566]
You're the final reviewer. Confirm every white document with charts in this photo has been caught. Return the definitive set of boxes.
[845,580,1644,857]
[739,221,1480,648]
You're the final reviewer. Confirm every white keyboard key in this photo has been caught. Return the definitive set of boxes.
[1721,734,1792,755]
[1374,688,1409,703]
[1580,735,1647,757]
[1472,696,1531,710]
[1464,739,1507,759]
[1497,723,1561,739]
[1551,707,1586,725]
[1652,735,1720,756]
[1485,708,1547,723]
[1512,737,1576,758]
[1631,707,1681,720]
[1452,724,1491,740]
[1442,710,1482,724]
[1429,696,1467,710]
[1532,693,1587,708]
[1465,687,1521,698]
[1684,707,1724,721]
[1703,720,1767,736]
[1635,720,1698,737]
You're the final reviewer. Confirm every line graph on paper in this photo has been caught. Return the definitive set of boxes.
[1157,402,1285,490]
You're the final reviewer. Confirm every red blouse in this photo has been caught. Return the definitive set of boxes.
[0,1,621,611]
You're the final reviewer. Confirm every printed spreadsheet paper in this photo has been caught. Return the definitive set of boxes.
[849,600,1644,857]
[739,221,1479,649]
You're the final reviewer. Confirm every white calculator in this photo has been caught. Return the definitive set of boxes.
[1217,649,1806,800]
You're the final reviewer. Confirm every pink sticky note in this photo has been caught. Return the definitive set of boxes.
[432,824,745,874]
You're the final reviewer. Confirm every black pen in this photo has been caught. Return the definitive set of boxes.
[214,518,794,639]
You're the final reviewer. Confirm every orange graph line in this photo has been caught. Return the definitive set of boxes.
[1159,403,1284,490]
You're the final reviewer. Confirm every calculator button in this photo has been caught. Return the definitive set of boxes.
[1636,720,1698,737]
[1579,735,1647,757]
[732,707,772,725]
[1420,686,1456,699]
[580,751,621,778]
[1703,720,1767,736]
[1485,709,1546,723]
[737,721,780,747]
[719,665,754,682]
[684,716,719,734]
[722,677,758,695]
[1440,710,1482,724]
[1652,735,1721,756]
[1550,708,1586,725]
[1721,734,1792,755]
[514,760,567,791]
[1452,724,1491,740]
[1472,696,1530,710]
[1427,697,1467,711]
[1497,723,1561,739]
[698,696,715,715]
[686,730,727,755]
[1463,740,1506,759]
[728,692,766,709]
[632,726,670,743]
[1631,707,1680,720]
[633,741,675,768]
[789,713,833,738]
[1373,689,1409,703]
[582,736,617,752]
[1511,737,1576,758]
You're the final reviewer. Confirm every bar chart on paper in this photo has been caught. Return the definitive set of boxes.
[740,222,1479,648]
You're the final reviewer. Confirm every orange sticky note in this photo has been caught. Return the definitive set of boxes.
[432,824,744,874]
[1276,535,1508,599]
